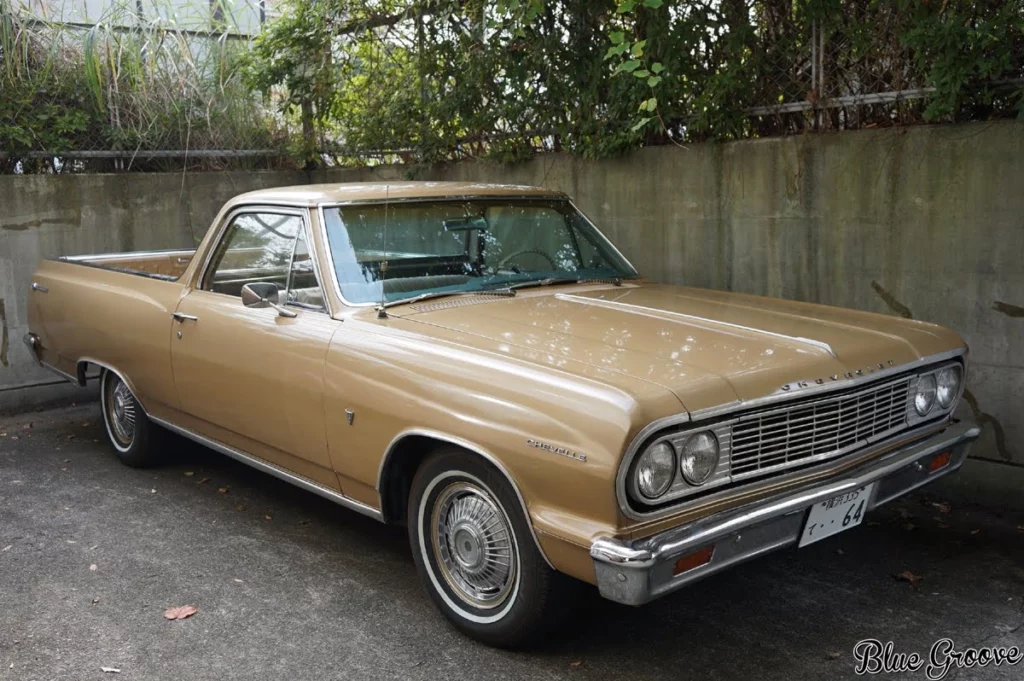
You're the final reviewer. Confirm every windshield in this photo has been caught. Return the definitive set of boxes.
[322,198,637,305]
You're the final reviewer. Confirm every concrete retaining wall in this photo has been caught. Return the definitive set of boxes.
[2,122,1021,476]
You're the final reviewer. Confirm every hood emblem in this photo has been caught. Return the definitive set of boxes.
[780,359,896,392]
[527,439,587,463]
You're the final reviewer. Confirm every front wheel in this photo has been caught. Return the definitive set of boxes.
[100,370,160,468]
[408,449,574,647]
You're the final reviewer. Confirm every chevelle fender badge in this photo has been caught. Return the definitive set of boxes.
[780,359,896,392]
[527,439,587,463]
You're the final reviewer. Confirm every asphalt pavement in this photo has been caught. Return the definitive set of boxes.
[1,404,1022,680]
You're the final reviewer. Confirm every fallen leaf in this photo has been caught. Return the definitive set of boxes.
[264,515,272,520]
[236,504,245,512]
[903,523,917,531]
[184,471,194,477]
[218,487,229,494]
[2,545,11,552]
[23,423,32,430]
[970,529,980,535]
[100,666,121,673]
[894,570,923,588]
[897,508,913,520]
[234,578,243,583]
[82,422,91,428]
[930,502,951,514]
[163,605,198,621]
[836,548,845,556]
[92,598,100,605]
[826,651,841,660]
[197,477,210,484]
[937,523,950,529]
[569,661,583,669]
[150,489,157,494]
[89,564,98,572]
[10,436,18,441]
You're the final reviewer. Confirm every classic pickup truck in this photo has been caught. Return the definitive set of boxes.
[24,182,978,646]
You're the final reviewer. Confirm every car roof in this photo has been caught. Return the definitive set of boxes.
[229,181,565,207]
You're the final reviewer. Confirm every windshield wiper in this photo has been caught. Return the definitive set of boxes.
[377,287,515,311]
[503,275,625,292]
[376,275,626,315]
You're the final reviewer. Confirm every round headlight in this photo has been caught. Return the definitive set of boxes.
[914,374,937,416]
[936,365,961,408]
[635,442,676,500]
[680,431,720,486]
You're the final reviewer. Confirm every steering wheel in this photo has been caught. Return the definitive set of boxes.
[497,249,557,272]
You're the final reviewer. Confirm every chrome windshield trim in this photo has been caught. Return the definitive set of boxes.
[615,347,967,522]
[316,195,638,309]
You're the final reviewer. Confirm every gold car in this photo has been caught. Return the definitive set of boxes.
[24,183,979,646]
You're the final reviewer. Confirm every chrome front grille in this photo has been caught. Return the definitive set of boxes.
[729,376,911,480]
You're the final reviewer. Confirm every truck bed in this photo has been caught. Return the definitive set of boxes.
[59,249,196,281]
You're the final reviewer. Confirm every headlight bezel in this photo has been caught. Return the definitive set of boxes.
[907,361,964,426]
[627,423,732,506]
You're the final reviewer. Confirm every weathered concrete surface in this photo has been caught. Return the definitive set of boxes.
[1,122,1021,475]
[1,406,1022,680]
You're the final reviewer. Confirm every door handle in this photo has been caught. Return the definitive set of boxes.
[171,312,199,322]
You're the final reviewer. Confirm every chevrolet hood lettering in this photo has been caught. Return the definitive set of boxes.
[396,283,962,414]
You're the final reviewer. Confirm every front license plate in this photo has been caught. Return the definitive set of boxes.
[798,483,874,548]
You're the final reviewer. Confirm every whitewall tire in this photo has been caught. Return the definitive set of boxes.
[408,448,575,647]
[100,370,160,468]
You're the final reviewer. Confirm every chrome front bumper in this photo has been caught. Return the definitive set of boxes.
[591,419,980,606]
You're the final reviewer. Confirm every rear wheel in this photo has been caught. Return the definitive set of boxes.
[408,448,574,648]
[100,370,160,468]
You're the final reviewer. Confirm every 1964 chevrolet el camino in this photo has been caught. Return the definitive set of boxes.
[24,182,979,646]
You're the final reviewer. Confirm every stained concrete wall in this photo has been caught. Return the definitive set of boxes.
[2,122,1021,480]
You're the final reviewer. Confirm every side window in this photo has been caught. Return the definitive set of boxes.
[204,212,305,299]
[282,229,327,312]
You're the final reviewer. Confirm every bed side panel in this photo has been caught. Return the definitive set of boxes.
[28,260,184,410]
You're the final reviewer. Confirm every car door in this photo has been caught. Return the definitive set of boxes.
[170,206,341,488]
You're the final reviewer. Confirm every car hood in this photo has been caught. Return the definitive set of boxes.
[390,282,964,413]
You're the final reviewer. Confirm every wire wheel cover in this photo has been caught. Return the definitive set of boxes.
[431,482,517,609]
[105,376,136,447]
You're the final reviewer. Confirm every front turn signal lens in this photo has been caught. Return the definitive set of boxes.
[673,545,715,576]
[928,451,952,472]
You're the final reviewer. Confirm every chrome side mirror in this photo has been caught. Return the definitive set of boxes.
[241,283,297,318]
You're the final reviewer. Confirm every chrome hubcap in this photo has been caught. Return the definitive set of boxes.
[431,482,517,609]
[105,376,136,447]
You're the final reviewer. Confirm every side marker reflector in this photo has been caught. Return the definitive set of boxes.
[673,545,714,576]
[929,451,952,472]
